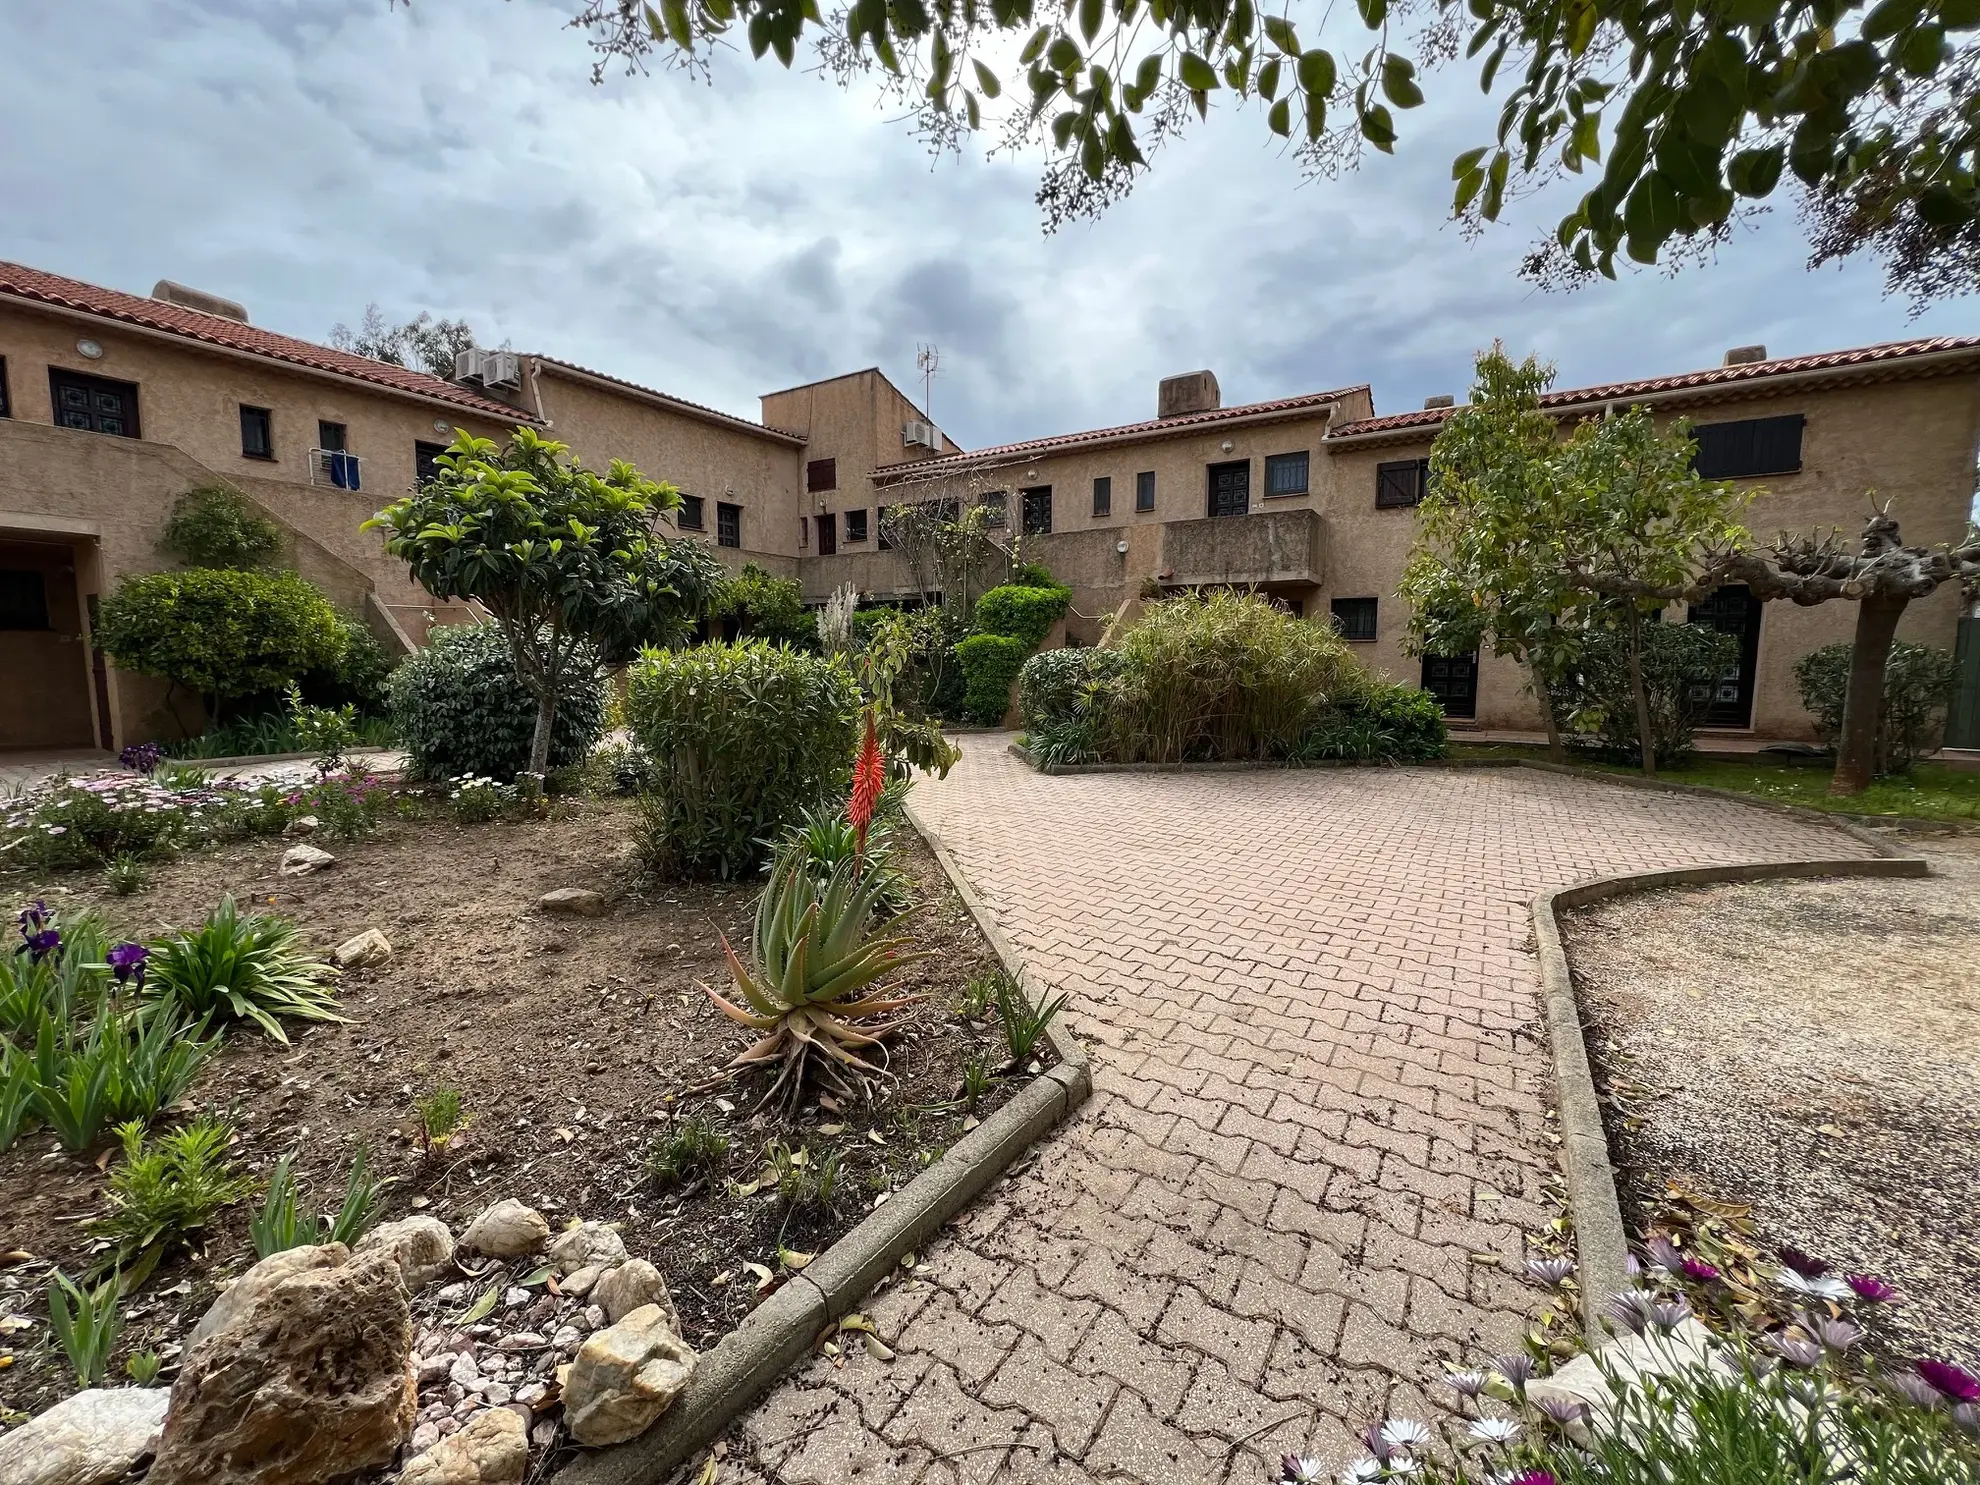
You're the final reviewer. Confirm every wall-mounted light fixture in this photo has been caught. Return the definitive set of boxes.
[1219,439,1235,452]
[76,339,104,360]
[1115,539,1130,556]
[432,419,451,434]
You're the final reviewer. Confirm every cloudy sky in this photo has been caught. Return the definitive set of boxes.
[4,0,1977,450]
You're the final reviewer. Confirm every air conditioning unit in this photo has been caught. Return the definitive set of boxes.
[453,347,487,384]
[308,449,363,492]
[481,350,522,390]
[902,419,939,450]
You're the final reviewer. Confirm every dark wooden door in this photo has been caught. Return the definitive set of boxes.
[1207,460,1250,518]
[817,512,837,555]
[1687,584,1762,727]
[50,371,140,437]
[1421,651,1478,718]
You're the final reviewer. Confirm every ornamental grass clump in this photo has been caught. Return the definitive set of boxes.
[704,821,926,1112]
[144,897,342,1043]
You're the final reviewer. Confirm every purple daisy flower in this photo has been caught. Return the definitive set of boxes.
[1644,1235,1685,1274]
[1680,1257,1721,1283]
[1509,1473,1559,1485]
[1493,1354,1538,1390]
[1280,1456,1327,1484]
[1532,1394,1587,1427]
[1525,1256,1575,1288]
[1446,1369,1489,1399]
[1812,1317,1863,1352]
[1602,1292,1653,1336]
[1766,1331,1824,1368]
[1892,1372,1944,1410]
[1918,1360,1980,1406]
[1649,1295,1694,1333]
[1845,1274,1899,1304]
[1778,1246,1830,1279]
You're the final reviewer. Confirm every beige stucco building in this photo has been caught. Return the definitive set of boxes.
[3,255,1975,753]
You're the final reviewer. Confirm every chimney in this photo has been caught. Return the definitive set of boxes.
[1158,370,1220,419]
[152,280,249,324]
[1422,394,1455,409]
[1722,344,1767,366]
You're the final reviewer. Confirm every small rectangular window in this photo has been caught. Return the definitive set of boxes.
[677,494,705,531]
[51,371,140,438]
[0,356,11,418]
[1331,596,1378,642]
[0,569,51,630]
[414,440,448,486]
[845,509,869,542]
[1375,458,1429,508]
[1021,486,1053,536]
[800,516,810,549]
[240,405,274,459]
[1092,476,1112,517]
[1135,471,1156,512]
[317,420,347,452]
[717,501,742,548]
[1691,415,1805,479]
[1265,451,1309,496]
[806,458,838,493]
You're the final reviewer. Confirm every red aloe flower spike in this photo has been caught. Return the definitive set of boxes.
[848,707,884,861]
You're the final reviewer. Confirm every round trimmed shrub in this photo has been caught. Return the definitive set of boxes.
[624,640,861,879]
[956,633,1032,725]
[1794,638,1958,775]
[971,582,1071,650]
[388,621,607,781]
[97,568,347,710]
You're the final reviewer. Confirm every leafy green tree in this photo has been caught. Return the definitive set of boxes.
[97,569,347,732]
[364,427,723,781]
[159,485,283,571]
[712,562,818,648]
[330,306,480,380]
[560,0,1979,302]
[1401,348,1581,761]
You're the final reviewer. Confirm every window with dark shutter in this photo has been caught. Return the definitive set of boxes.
[1135,471,1156,512]
[1092,477,1112,517]
[1021,486,1053,535]
[807,458,837,493]
[846,509,869,542]
[677,494,705,530]
[1690,415,1805,479]
[1265,451,1309,496]
[240,406,274,459]
[717,501,742,548]
[414,440,447,487]
[1375,458,1429,508]
[50,371,140,438]
[1330,596,1378,642]
[317,420,347,452]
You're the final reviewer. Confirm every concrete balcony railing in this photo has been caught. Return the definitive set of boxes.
[1160,508,1322,588]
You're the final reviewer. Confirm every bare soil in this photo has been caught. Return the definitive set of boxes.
[0,798,1024,1419]
[1565,832,1980,1368]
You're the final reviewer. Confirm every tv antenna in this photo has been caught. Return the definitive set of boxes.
[916,343,940,421]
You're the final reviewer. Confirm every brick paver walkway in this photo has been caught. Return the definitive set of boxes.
[698,740,1877,1485]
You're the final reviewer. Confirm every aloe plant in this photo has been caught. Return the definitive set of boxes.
[706,842,926,1111]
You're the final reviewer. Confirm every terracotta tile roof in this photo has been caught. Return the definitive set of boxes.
[532,356,807,445]
[876,386,1366,481]
[1326,335,1980,441]
[0,260,534,422]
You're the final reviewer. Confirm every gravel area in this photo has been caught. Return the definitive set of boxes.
[1564,832,1980,1368]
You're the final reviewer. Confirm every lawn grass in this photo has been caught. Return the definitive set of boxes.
[1448,742,1980,823]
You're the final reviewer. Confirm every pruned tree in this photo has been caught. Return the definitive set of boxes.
[556,0,1980,306]
[1402,346,1581,761]
[364,426,723,782]
[331,306,481,380]
[1724,506,1980,793]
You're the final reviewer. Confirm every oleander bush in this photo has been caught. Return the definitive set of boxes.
[1795,639,1959,776]
[625,640,861,878]
[388,621,608,783]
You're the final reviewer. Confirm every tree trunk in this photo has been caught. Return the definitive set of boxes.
[1625,607,1656,779]
[1830,592,1907,797]
[524,688,557,787]
[1530,660,1565,764]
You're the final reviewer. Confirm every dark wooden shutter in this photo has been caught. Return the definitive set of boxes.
[1691,415,1803,478]
[807,458,837,493]
[1375,459,1426,508]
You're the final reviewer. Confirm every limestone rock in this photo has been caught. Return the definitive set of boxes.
[283,815,320,838]
[561,1304,697,1447]
[560,1264,602,1297]
[461,1200,549,1257]
[537,887,606,917]
[0,1387,169,1485]
[592,1259,676,1329]
[148,1252,417,1485]
[187,1243,349,1349]
[1527,1317,1721,1445]
[356,1215,455,1288]
[399,1407,527,1485]
[547,1220,625,1273]
[332,928,393,968]
[280,843,337,877]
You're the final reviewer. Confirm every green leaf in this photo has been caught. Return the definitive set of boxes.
[1452,144,1489,179]
[1380,55,1423,108]
[1268,96,1292,135]
[1047,34,1083,73]
[1018,25,1050,63]
[661,0,693,48]
[1356,0,1387,26]
[1178,52,1219,90]
[1264,15,1299,52]
[1258,56,1282,99]
[1078,0,1102,44]
[1482,147,1509,215]
[1726,145,1782,197]
[1361,102,1397,151]
[1296,48,1335,96]
[1134,51,1161,96]
[1571,113,1601,164]
[1454,165,1487,211]
[1858,0,1918,36]
[1305,93,1328,139]
[973,59,1002,97]
[1897,24,1945,75]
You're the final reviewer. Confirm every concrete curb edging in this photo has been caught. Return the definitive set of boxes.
[1532,852,1929,1341]
[554,806,1092,1485]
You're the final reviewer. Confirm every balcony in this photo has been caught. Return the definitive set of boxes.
[1160,508,1322,589]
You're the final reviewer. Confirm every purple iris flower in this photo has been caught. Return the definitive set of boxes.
[1680,1257,1721,1283]
[1918,1360,1980,1405]
[1778,1246,1830,1279]
[1845,1274,1899,1303]
[107,941,149,990]
[16,901,58,963]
